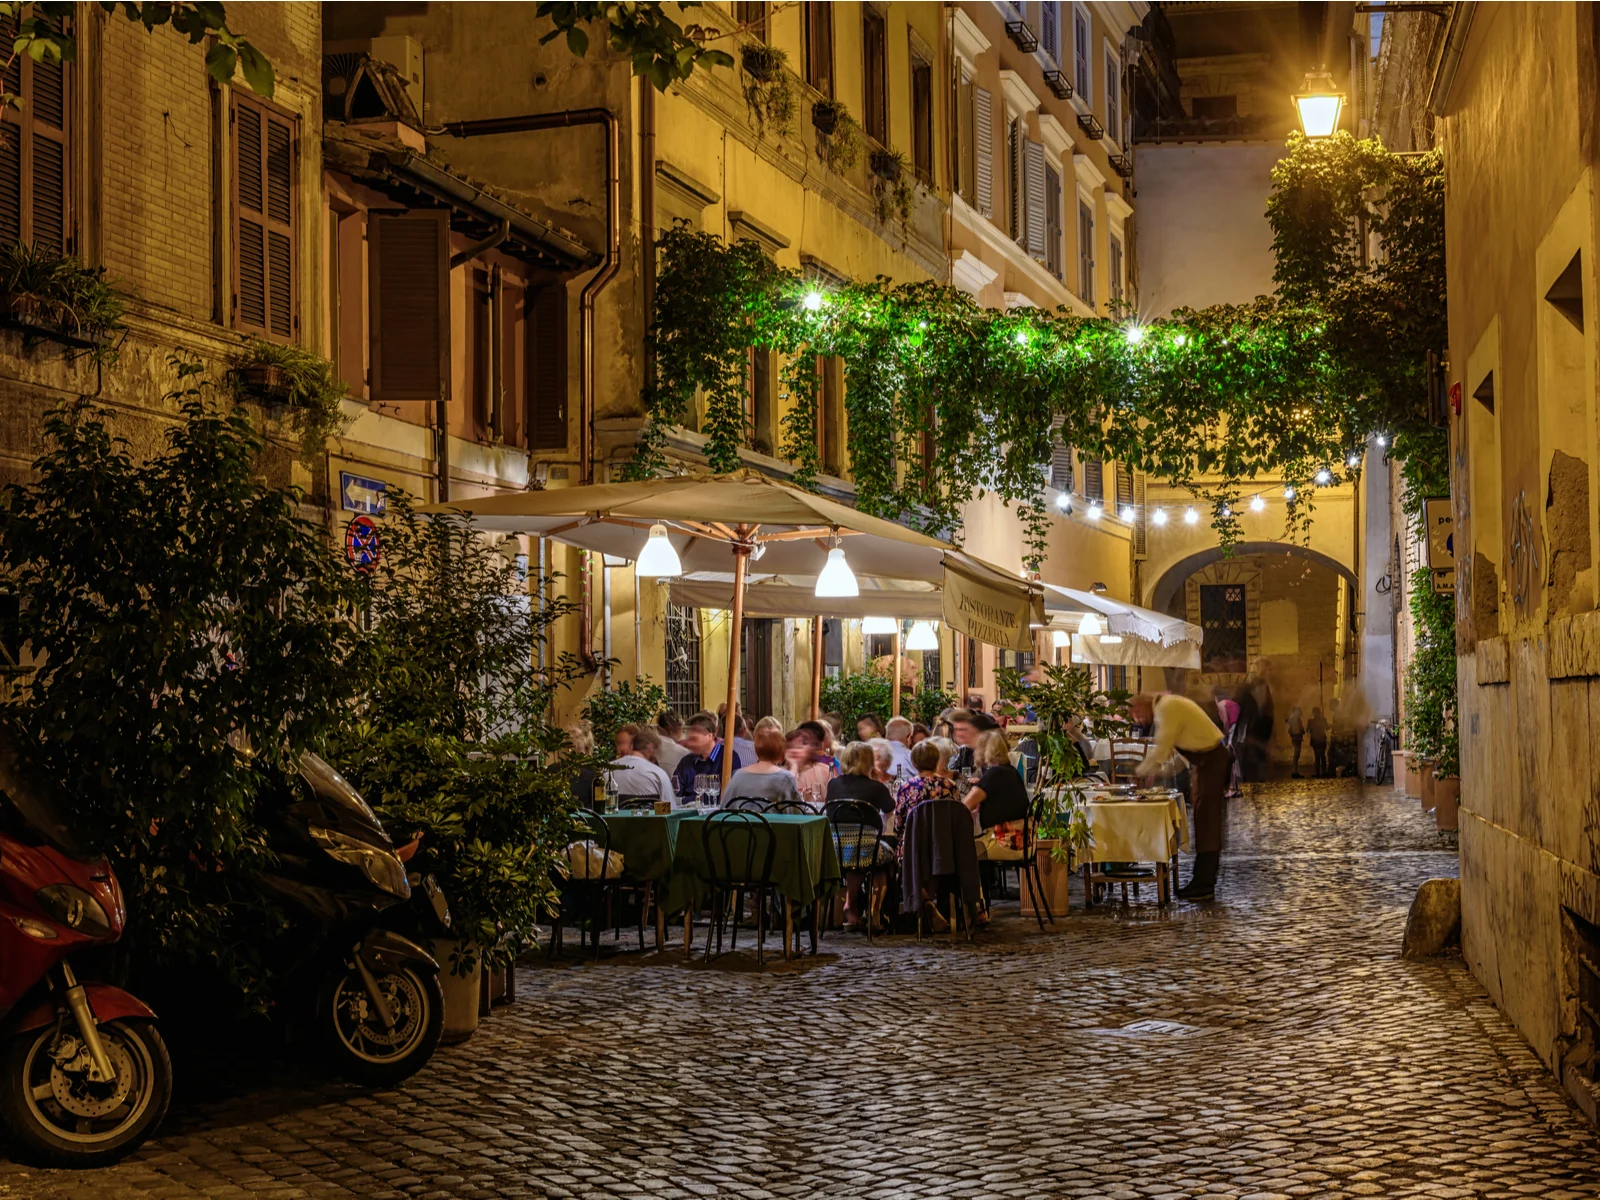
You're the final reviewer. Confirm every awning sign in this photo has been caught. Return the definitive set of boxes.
[341,472,388,515]
[940,561,1041,652]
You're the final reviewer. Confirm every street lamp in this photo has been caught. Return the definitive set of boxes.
[1293,69,1345,139]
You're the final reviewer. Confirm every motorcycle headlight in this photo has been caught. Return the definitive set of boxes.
[307,827,412,900]
[35,885,113,938]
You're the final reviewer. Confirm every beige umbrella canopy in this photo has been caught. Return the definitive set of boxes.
[425,470,1041,789]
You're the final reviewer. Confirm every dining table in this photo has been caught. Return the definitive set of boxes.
[603,808,699,946]
[1078,787,1189,905]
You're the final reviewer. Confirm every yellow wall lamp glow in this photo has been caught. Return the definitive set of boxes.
[1293,69,1344,139]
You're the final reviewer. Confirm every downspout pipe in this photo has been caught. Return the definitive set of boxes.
[442,109,621,485]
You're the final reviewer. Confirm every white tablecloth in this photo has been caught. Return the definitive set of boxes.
[1081,794,1188,863]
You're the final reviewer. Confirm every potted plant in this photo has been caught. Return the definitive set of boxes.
[1420,756,1437,812]
[0,241,126,361]
[1433,729,1460,832]
[227,339,352,465]
[813,100,863,174]
[870,147,903,181]
[740,43,795,137]
[812,96,843,135]
[868,149,914,225]
[1029,783,1091,915]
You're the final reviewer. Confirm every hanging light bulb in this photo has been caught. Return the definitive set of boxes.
[1078,613,1102,637]
[1173,333,1188,347]
[1125,325,1145,346]
[1347,453,1360,467]
[1376,434,1387,447]
[861,616,897,635]
[905,620,939,651]
[1221,505,1232,518]
[1315,468,1333,485]
[1120,505,1135,522]
[1184,507,1199,524]
[803,290,824,312]
[1014,328,1030,347]
[635,524,683,577]
[815,542,859,598]
[1152,508,1168,526]
[1284,486,1296,500]
[1052,629,1070,648]
[1087,503,1103,520]
[1250,495,1266,513]
[1055,492,1072,512]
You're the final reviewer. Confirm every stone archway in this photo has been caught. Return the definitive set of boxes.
[1147,541,1359,617]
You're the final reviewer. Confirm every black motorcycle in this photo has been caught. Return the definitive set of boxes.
[254,753,449,1086]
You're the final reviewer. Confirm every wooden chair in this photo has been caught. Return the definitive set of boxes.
[1108,738,1151,782]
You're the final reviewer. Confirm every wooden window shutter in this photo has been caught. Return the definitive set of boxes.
[369,210,449,401]
[527,285,569,449]
[1133,470,1148,558]
[1045,166,1063,278]
[1083,456,1103,502]
[1024,139,1047,261]
[1074,8,1091,100]
[231,92,297,340]
[1049,416,1073,493]
[1041,2,1059,63]
[974,86,994,218]
[0,10,71,253]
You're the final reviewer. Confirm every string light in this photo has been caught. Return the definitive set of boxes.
[1120,505,1135,521]
[1125,326,1145,346]
[1315,468,1333,485]
[803,291,823,312]
[1347,453,1360,467]
[1284,486,1296,500]
[1173,334,1187,347]
[1055,493,1071,512]
[1086,503,1103,520]
[1250,495,1265,512]
[1376,434,1387,447]
[1152,508,1168,526]
[1014,329,1030,346]
[1184,507,1199,525]
[1220,505,1231,518]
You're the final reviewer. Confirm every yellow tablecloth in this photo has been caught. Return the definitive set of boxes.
[1081,794,1188,863]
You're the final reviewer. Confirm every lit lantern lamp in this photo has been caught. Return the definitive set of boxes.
[815,541,859,597]
[636,524,683,577]
[1293,69,1345,139]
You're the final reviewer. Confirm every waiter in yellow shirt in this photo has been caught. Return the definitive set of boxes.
[1129,692,1233,901]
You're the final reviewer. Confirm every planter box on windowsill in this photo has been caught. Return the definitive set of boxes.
[0,293,110,353]
[236,363,293,401]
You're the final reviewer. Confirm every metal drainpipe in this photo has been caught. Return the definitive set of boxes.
[442,109,621,485]
[640,78,657,337]
[488,264,503,440]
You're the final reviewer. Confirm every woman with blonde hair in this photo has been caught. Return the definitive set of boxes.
[961,729,1029,862]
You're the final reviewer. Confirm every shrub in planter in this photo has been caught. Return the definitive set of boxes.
[868,149,914,225]
[0,241,125,362]
[820,670,892,732]
[583,677,670,750]
[227,339,352,466]
[741,43,795,137]
[813,99,863,174]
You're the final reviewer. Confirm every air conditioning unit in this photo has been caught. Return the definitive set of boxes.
[325,35,423,113]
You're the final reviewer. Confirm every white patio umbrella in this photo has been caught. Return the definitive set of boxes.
[425,471,1041,788]
[1041,584,1204,669]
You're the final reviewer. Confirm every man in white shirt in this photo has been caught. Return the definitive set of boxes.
[1129,692,1232,902]
[605,724,676,805]
[653,711,689,775]
[884,715,916,780]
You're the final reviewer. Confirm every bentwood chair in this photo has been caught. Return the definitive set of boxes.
[701,811,778,966]
[617,794,660,811]
[824,800,889,941]
[768,797,821,815]
[550,809,614,961]
[1109,738,1151,783]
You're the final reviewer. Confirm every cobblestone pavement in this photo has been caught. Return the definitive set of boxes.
[5,780,1599,1200]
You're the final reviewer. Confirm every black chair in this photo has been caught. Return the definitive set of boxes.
[550,809,614,960]
[825,800,889,941]
[701,811,778,965]
[900,799,981,940]
[617,794,660,811]
[724,796,772,812]
[768,797,820,815]
[988,790,1056,931]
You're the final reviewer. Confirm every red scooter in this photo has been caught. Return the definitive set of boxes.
[0,723,171,1166]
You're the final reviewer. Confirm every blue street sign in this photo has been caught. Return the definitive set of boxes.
[340,472,388,515]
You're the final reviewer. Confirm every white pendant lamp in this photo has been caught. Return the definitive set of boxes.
[861,616,897,635]
[1051,629,1069,648]
[1078,613,1102,637]
[905,620,939,651]
[815,545,859,598]
[635,524,683,577]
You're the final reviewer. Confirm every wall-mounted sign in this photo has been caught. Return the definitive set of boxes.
[1425,496,1455,594]
[345,515,381,572]
[340,472,388,515]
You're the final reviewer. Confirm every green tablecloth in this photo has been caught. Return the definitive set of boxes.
[664,812,841,914]
[602,809,697,883]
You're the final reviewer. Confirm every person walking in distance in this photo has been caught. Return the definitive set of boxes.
[1130,691,1232,901]
[1286,705,1306,778]
[1307,707,1330,778]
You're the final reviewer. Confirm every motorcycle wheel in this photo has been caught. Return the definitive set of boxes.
[0,1018,172,1167]
[317,963,443,1086]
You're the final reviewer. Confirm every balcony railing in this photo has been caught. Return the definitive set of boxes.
[1042,69,1074,100]
[1077,112,1105,141]
[1108,153,1131,179]
[1005,20,1039,53]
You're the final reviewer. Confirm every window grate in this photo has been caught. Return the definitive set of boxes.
[665,605,702,718]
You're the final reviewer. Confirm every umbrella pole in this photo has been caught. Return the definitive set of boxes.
[810,616,823,721]
[892,624,902,719]
[722,538,752,793]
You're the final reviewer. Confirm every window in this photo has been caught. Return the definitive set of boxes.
[734,1,767,42]
[1109,233,1123,304]
[1078,199,1095,304]
[1105,50,1121,144]
[747,347,774,454]
[1083,456,1103,502]
[955,69,973,204]
[974,86,994,218]
[964,634,982,689]
[369,210,447,400]
[1073,6,1091,101]
[1049,417,1073,492]
[1200,584,1248,675]
[0,10,70,253]
[862,7,888,145]
[866,632,895,660]
[1041,2,1061,63]
[1045,166,1063,278]
[1024,140,1046,262]
[911,52,934,182]
[804,3,834,98]
[528,285,568,449]
[232,93,298,340]
[1191,95,1237,119]
[665,605,702,718]
[921,642,942,690]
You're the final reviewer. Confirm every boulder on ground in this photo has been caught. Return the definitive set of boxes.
[1402,877,1461,959]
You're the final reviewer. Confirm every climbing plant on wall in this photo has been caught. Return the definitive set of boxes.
[627,133,1447,572]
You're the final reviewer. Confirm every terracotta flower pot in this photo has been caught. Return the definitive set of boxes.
[1391,750,1409,792]
[1434,776,1460,831]
[1021,839,1074,918]
[1421,759,1437,812]
[1403,752,1423,798]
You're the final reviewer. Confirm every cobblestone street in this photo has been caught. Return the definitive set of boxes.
[4,780,1597,1200]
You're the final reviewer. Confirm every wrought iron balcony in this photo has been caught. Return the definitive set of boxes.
[1005,21,1039,53]
[1077,112,1105,141]
[1108,153,1131,178]
[1042,69,1074,101]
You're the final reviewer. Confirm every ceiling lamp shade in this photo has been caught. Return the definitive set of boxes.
[861,616,897,635]
[1078,613,1102,637]
[635,524,683,577]
[1052,629,1070,648]
[815,546,859,597]
[905,620,939,651]
[1293,70,1345,138]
